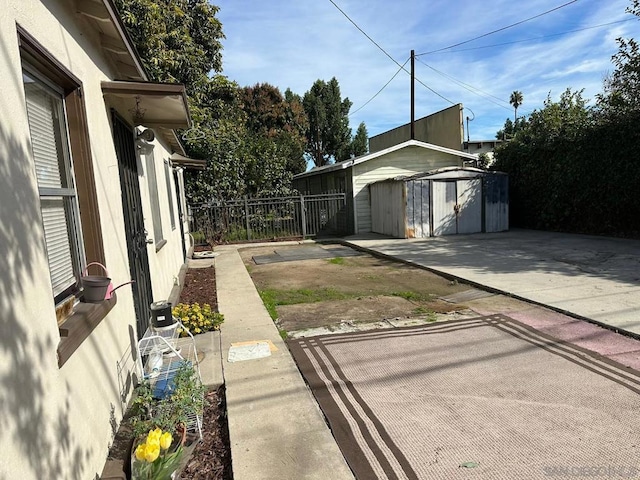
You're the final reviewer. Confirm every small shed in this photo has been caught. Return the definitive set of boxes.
[293,140,480,235]
[370,167,508,238]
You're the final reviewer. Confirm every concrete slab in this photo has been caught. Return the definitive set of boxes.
[344,229,640,336]
[193,330,223,387]
[214,244,354,480]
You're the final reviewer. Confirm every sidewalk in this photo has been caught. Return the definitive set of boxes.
[214,243,354,480]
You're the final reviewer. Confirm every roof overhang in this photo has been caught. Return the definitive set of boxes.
[102,81,191,130]
[170,153,207,170]
[77,0,148,81]
[294,139,479,180]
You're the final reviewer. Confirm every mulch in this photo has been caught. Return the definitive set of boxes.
[180,387,232,480]
[178,266,218,310]
[178,261,231,480]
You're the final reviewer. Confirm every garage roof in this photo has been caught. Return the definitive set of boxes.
[294,139,479,180]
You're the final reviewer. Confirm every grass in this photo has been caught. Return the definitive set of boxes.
[411,306,431,315]
[391,291,438,302]
[327,257,345,265]
[259,287,356,321]
[259,290,279,320]
[278,329,289,341]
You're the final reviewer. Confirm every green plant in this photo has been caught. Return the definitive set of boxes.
[411,306,431,316]
[190,231,206,245]
[328,257,344,265]
[132,363,207,439]
[132,427,183,480]
[259,290,279,320]
[392,291,420,301]
[172,303,224,336]
[278,329,289,341]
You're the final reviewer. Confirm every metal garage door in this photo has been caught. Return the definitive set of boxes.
[432,179,482,236]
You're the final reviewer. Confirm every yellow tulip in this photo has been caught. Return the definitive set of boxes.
[160,431,173,450]
[134,443,146,461]
[147,428,162,443]
[143,443,160,463]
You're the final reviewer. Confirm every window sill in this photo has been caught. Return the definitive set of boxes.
[155,238,167,252]
[57,295,117,368]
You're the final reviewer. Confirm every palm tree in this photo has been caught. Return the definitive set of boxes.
[510,90,523,122]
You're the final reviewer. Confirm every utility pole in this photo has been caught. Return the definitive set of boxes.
[410,49,415,140]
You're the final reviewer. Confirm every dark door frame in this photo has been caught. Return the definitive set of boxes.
[112,110,154,337]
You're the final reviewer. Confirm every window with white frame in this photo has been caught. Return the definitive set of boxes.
[164,159,176,230]
[23,68,85,302]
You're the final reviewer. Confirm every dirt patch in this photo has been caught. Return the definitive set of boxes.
[179,266,218,310]
[180,387,232,480]
[277,295,464,332]
[241,244,472,333]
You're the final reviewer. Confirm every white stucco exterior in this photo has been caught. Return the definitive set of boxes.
[0,1,191,478]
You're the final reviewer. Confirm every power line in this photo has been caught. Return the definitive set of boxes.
[416,0,580,56]
[327,0,454,104]
[350,58,410,116]
[422,18,636,56]
[416,58,512,111]
[327,0,402,69]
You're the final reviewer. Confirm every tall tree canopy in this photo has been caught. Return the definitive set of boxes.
[509,90,523,122]
[302,78,353,167]
[115,0,308,201]
[597,0,640,118]
[350,122,369,158]
[114,0,223,91]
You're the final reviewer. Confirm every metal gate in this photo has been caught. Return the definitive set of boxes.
[190,193,347,243]
[112,112,154,337]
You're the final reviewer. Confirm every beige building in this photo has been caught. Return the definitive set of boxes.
[369,104,464,153]
[0,1,199,478]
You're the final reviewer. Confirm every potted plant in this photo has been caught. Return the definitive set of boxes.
[132,427,183,480]
[130,363,206,479]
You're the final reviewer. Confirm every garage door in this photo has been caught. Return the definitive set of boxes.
[432,179,482,236]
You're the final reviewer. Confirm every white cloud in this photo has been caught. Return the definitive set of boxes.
[216,0,638,140]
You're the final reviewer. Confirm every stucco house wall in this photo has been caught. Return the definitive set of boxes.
[0,1,191,478]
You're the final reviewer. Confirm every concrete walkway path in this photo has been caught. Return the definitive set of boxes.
[344,229,640,336]
[214,244,354,480]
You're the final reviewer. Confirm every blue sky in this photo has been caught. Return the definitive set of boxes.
[215,0,638,142]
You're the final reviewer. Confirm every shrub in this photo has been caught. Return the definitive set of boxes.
[172,303,224,336]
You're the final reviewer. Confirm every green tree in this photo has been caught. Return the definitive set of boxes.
[509,90,523,122]
[349,122,369,158]
[114,0,223,91]
[495,117,527,140]
[240,83,308,175]
[597,0,640,117]
[302,78,353,166]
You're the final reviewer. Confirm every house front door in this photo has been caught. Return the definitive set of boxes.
[112,111,154,337]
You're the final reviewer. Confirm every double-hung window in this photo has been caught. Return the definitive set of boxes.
[23,68,84,303]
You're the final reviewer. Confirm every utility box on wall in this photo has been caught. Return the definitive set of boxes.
[369,167,508,238]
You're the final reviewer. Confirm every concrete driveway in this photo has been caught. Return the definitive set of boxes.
[345,229,640,336]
